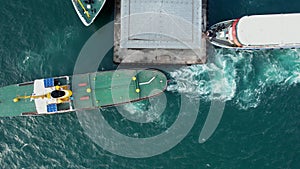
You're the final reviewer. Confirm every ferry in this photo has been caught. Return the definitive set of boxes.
[0,69,167,117]
[207,13,300,49]
[71,0,106,26]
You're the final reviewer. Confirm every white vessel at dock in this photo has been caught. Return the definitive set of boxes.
[207,13,300,49]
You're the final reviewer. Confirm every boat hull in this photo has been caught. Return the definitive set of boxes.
[207,14,300,50]
[0,69,168,117]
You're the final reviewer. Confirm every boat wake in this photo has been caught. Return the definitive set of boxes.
[117,94,167,124]
[168,48,300,110]
[167,59,236,101]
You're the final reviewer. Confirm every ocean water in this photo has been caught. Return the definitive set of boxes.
[0,0,300,168]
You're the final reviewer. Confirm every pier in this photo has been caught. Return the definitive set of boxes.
[113,0,208,65]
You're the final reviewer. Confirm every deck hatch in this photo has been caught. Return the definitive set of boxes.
[47,104,58,112]
[44,78,54,88]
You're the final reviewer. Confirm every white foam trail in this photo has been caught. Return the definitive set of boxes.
[168,48,300,110]
[168,50,237,101]
[117,95,167,124]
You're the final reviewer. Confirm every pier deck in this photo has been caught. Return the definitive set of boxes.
[113,0,208,65]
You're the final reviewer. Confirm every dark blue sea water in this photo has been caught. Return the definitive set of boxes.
[0,0,300,168]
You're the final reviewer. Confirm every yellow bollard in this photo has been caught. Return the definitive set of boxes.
[13,98,19,103]
[55,86,60,90]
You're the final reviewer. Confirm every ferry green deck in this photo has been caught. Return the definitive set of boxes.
[72,70,167,109]
[0,83,36,117]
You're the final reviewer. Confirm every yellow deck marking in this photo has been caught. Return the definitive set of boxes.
[77,0,90,18]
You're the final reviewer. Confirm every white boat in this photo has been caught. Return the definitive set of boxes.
[207,13,300,49]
